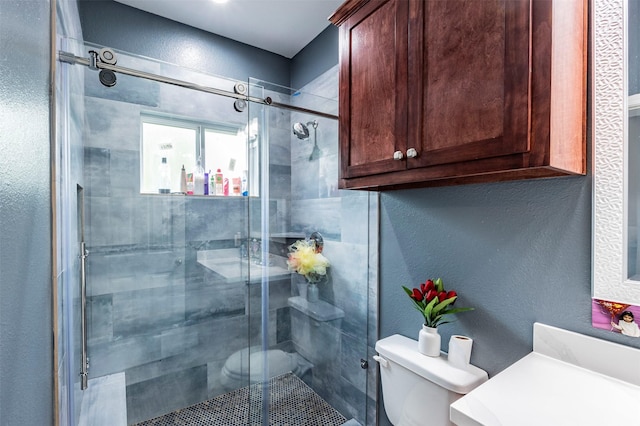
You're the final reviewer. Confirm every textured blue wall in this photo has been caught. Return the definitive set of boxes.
[78,1,339,92]
[0,1,53,425]
[78,0,291,87]
[290,25,339,90]
[377,175,640,424]
[382,177,597,371]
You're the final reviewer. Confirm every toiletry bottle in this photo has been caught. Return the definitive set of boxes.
[204,170,209,195]
[180,164,187,194]
[214,169,223,195]
[210,173,216,196]
[158,157,171,194]
[186,174,194,195]
[232,176,241,196]
[193,158,205,195]
[223,177,229,196]
[241,170,248,196]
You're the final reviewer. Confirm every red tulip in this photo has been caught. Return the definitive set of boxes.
[437,291,448,302]
[425,289,438,302]
[447,290,457,300]
[411,288,423,301]
[422,279,435,293]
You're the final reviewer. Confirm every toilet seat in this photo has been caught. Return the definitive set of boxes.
[221,346,299,384]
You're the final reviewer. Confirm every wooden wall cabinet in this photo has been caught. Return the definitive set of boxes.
[329,0,587,190]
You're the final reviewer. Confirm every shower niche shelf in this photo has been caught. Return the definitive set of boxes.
[330,0,587,190]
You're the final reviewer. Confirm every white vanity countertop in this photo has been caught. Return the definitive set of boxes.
[450,323,640,426]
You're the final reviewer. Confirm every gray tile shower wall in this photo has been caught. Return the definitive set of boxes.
[288,65,378,425]
[79,44,375,423]
[80,48,302,422]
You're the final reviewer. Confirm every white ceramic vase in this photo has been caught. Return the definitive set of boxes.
[418,325,441,357]
[307,283,319,302]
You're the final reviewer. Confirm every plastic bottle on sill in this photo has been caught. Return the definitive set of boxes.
[232,176,241,196]
[180,164,187,194]
[241,170,248,196]
[214,169,224,195]
[193,158,205,195]
[186,173,194,195]
[158,157,171,194]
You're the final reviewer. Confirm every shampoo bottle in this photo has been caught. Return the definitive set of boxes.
[158,157,171,194]
[186,173,194,195]
[193,158,205,195]
[232,176,241,196]
[241,170,248,196]
[214,169,224,195]
[180,165,187,194]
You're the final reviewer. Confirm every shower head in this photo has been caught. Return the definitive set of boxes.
[292,120,318,140]
[293,122,310,140]
[292,120,321,161]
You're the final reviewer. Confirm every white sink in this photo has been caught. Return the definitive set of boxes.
[450,323,640,426]
[197,248,290,282]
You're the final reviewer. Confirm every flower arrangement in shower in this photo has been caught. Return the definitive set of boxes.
[286,239,330,284]
[402,278,473,328]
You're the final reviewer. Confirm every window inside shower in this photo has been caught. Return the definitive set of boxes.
[140,115,253,196]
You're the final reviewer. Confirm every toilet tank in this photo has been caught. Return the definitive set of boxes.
[375,334,488,426]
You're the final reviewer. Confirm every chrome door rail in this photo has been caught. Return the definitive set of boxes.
[57,51,338,120]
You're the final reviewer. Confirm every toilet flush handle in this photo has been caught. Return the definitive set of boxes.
[373,355,389,368]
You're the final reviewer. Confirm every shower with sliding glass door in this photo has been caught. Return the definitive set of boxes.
[55,39,378,426]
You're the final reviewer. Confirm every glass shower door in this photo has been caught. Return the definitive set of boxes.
[73,43,254,424]
[58,40,377,426]
[246,77,377,425]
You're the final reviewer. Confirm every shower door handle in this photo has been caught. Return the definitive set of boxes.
[80,241,89,390]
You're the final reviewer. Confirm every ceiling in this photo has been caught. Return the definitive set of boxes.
[114,0,344,59]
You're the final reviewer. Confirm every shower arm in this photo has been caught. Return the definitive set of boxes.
[58,50,339,120]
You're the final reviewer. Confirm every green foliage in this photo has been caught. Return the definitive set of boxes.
[403,279,474,328]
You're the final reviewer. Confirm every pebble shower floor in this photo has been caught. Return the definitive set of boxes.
[133,372,347,425]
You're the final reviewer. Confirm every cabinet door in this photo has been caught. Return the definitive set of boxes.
[338,0,409,180]
[407,0,530,169]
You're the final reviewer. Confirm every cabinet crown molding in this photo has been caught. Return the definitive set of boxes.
[329,0,371,26]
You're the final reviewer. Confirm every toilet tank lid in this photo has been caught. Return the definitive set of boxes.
[375,334,488,394]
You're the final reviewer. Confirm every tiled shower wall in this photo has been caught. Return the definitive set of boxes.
[81,51,292,423]
[288,65,379,425]
[79,47,376,424]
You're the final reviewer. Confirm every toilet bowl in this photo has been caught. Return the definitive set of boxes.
[374,334,488,426]
[220,346,312,390]
[220,296,344,391]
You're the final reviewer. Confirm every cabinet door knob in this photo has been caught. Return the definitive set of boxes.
[393,150,404,160]
[406,148,418,158]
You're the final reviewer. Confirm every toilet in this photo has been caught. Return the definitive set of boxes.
[220,346,311,390]
[374,334,488,426]
[220,295,344,390]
